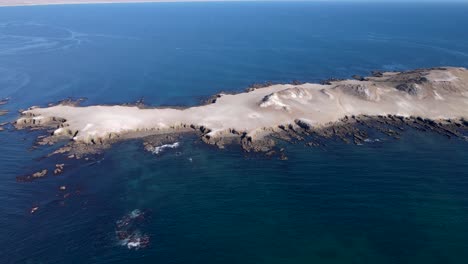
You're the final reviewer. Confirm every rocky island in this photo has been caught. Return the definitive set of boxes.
[14,67,468,158]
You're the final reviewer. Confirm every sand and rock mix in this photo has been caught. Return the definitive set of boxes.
[14,67,468,158]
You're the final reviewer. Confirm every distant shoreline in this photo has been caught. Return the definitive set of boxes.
[0,0,251,7]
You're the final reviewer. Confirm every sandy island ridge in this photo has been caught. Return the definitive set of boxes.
[14,67,468,158]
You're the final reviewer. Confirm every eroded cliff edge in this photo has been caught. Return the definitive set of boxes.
[15,67,468,158]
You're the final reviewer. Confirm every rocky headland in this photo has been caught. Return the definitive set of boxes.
[14,67,468,159]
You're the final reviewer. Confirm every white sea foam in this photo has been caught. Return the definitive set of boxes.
[115,210,150,250]
[130,209,142,219]
[126,240,141,249]
[151,142,180,155]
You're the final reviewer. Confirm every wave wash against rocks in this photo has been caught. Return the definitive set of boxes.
[15,67,468,157]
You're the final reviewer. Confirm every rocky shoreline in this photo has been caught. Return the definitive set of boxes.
[13,67,468,165]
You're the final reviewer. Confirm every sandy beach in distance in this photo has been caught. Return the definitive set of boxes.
[0,0,249,7]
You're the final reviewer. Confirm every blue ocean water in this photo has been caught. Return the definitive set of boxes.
[0,2,468,263]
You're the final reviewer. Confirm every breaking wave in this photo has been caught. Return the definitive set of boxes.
[364,138,381,143]
[149,142,180,155]
[115,209,150,250]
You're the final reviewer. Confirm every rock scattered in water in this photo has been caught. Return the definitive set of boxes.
[0,121,8,130]
[115,209,150,250]
[279,152,288,161]
[0,98,9,106]
[33,169,48,178]
[17,169,48,182]
[54,164,65,175]
[30,206,39,214]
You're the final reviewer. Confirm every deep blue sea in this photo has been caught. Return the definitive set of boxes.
[1,2,468,264]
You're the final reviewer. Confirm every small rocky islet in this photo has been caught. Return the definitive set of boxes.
[11,67,468,176]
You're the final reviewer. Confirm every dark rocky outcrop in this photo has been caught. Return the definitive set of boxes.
[16,169,48,182]
[371,71,384,77]
[320,78,345,85]
[395,83,421,96]
[352,75,366,81]
[54,164,65,175]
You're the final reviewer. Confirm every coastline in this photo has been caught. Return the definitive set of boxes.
[3,3,468,263]
[14,67,468,159]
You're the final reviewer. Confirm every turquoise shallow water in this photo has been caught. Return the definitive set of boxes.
[1,2,468,264]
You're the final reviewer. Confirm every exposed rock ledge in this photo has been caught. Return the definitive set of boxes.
[14,67,468,157]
